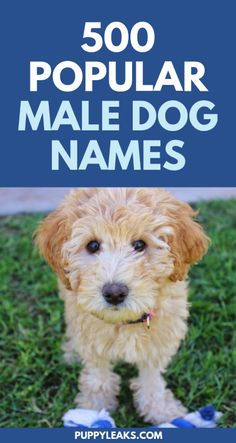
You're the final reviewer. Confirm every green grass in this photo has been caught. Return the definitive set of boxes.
[0,199,235,428]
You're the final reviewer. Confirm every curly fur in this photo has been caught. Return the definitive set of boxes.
[35,188,209,424]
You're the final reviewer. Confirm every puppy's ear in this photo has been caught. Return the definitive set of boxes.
[34,206,72,290]
[167,201,209,281]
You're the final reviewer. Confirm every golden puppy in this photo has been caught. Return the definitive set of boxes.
[35,188,208,424]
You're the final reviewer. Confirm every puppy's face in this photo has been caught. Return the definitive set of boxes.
[36,188,208,323]
[61,201,174,323]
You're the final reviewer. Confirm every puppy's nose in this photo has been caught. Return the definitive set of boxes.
[102,282,129,305]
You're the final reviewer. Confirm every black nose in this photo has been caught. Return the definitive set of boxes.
[102,282,129,305]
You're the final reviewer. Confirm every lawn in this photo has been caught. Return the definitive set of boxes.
[0,199,235,428]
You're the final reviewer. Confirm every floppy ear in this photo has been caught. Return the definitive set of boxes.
[167,201,209,281]
[35,188,99,290]
[34,206,72,290]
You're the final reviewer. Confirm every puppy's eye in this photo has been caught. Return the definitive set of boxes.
[86,240,100,254]
[132,240,146,252]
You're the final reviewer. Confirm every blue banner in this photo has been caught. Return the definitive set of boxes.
[0,429,235,443]
[1,0,235,186]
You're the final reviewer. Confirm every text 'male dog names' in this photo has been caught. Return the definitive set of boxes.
[18,22,218,172]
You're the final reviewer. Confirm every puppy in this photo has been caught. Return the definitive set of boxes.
[35,188,208,424]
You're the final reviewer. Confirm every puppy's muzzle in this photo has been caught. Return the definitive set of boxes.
[102,282,129,306]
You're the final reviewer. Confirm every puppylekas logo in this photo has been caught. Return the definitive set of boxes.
[18,21,218,172]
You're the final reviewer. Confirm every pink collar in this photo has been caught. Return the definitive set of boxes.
[127,310,154,328]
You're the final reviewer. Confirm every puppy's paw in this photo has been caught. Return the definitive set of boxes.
[131,376,187,424]
[143,389,187,424]
[76,367,121,412]
[75,391,118,412]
